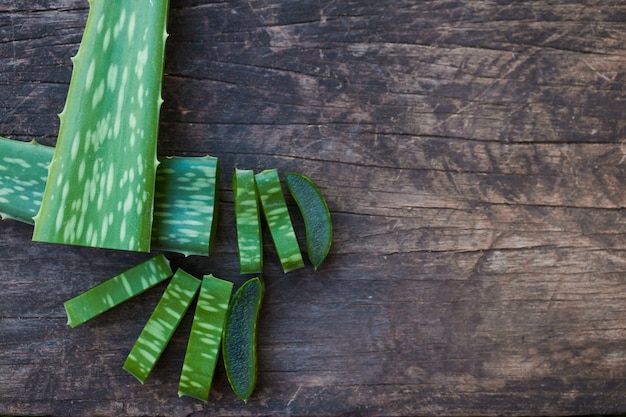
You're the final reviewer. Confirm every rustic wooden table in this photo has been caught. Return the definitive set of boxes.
[2,1,626,416]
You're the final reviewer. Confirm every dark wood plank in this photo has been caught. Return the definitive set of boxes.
[2,0,626,415]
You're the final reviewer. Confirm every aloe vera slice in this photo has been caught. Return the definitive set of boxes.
[124,268,200,384]
[285,172,332,269]
[222,277,264,402]
[0,138,219,257]
[64,253,173,328]
[32,0,170,252]
[178,274,233,401]
[255,169,304,273]
[152,156,220,257]
[233,169,263,274]
[0,137,52,223]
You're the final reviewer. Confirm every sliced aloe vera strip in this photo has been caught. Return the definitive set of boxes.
[285,172,332,269]
[123,268,200,384]
[0,138,219,257]
[223,277,264,402]
[33,0,170,252]
[233,169,263,274]
[255,169,304,273]
[0,137,52,223]
[178,274,233,401]
[64,253,173,328]
[152,156,220,257]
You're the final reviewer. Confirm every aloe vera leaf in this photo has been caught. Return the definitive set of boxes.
[233,169,263,274]
[222,277,264,402]
[0,138,219,257]
[285,172,332,269]
[32,0,170,252]
[178,274,233,401]
[152,156,220,257]
[255,169,304,273]
[123,268,200,384]
[64,254,173,328]
[0,137,52,224]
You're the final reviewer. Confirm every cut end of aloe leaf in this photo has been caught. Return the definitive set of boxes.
[177,391,205,402]
[123,365,148,385]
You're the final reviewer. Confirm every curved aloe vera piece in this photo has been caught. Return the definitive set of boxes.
[0,138,219,257]
[152,156,220,257]
[285,172,332,269]
[178,274,232,401]
[233,169,263,274]
[33,0,170,252]
[124,268,200,383]
[255,169,304,273]
[64,254,173,328]
[0,137,52,223]
[222,277,264,402]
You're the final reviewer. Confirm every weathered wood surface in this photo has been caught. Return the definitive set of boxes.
[2,1,626,415]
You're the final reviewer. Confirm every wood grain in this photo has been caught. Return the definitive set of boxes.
[2,1,626,415]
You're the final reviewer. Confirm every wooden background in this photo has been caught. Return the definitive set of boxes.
[2,1,626,415]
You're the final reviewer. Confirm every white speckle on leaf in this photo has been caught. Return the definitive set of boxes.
[107,64,118,91]
[120,218,127,241]
[124,189,133,214]
[137,84,144,108]
[114,8,126,39]
[135,45,149,79]
[85,60,96,90]
[103,28,111,51]
[97,14,105,33]
[92,80,105,108]
[106,164,115,196]
[70,132,80,160]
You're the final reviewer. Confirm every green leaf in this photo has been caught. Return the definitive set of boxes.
[222,277,264,402]
[233,169,263,274]
[0,137,52,223]
[178,274,233,401]
[255,169,304,273]
[152,156,220,257]
[0,138,219,257]
[123,268,200,384]
[64,253,173,328]
[32,0,170,252]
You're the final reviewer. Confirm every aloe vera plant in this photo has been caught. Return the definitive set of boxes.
[0,0,339,405]
[2,134,334,401]
[32,0,169,252]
